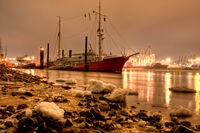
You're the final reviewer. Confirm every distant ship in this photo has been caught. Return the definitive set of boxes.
[124,47,168,69]
[147,63,168,69]
[50,0,138,72]
[124,63,168,69]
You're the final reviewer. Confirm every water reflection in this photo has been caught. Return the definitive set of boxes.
[165,72,171,106]
[122,69,128,89]
[195,73,200,114]
[20,69,200,115]
[122,69,200,113]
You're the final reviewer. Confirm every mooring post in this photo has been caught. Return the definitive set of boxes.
[47,43,49,68]
[62,49,64,58]
[69,50,72,58]
[85,36,88,71]
[40,46,44,69]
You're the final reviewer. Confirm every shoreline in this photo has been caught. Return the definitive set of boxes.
[0,65,199,132]
[124,68,200,72]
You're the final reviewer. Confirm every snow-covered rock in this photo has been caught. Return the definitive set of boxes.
[102,83,117,94]
[169,87,196,93]
[128,89,138,95]
[138,120,146,127]
[87,79,116,94]
[71,90,91,98]
[65,79,77,85]
[34,102,64,120]
[84,91,92,97]
[87,79,104,93]
[170,106,192,117]
[25,108,32,117]
[106,89,129,102]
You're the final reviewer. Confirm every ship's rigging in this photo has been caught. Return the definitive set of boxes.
[51,0,132,61]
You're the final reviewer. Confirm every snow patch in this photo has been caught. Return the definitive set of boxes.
[34,102,64,120]
[170,106,192,117]
[87,79,116,94]
[169,87,196,93]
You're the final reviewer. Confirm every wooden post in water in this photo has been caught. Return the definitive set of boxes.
[62,49,64,58]
[40,46,44,69]
[69,50,72,58]
[85,36,88,71]
[47,43,49,68]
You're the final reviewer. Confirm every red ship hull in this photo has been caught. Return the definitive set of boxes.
[72,56,129,72]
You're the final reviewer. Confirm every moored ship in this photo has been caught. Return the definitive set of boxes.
[50,0,138,72]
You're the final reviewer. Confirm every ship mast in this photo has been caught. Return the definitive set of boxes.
[98,0,103,61]
[58,16,61,59]
[0,39,3,57]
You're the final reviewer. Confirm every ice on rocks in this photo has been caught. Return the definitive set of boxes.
[103,83,117,93]
[138,120,146,127]
[128,89,138,95]
[87,79,104,93]
[34,102,64,120]
[170,106,192,117]
[87,79,116,94]
[25,108,32,117]
[71,90,91,98]
[106,89,129,102]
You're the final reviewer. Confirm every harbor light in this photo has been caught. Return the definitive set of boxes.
[196,57,200,63]
[166,58,171,63]
[40,47,44,51]
[40,46,44,69]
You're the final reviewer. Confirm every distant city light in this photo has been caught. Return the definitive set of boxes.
[24,57,31,61]
[166,58,171,63]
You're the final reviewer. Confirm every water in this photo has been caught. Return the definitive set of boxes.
[20,68,200,122]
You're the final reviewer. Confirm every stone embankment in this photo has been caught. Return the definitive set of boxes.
[0,64,199,133]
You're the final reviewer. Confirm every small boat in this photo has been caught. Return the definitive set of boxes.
[147,63,168,69]
[16,63,36,69]
[190,64,200,70]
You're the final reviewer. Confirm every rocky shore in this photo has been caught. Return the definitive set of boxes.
[0,64,199,133]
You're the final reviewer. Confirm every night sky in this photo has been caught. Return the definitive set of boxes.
[0,0,200,60]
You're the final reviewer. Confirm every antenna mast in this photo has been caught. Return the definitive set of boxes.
[58,16,61,59]
[98,0,103,61]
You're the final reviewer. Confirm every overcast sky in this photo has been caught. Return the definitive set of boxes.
[0,0,200,59]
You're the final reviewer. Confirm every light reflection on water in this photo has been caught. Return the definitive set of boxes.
[122,69,200,115]
[20,69,200,115]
